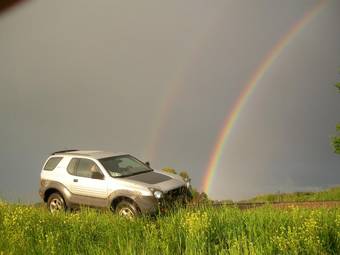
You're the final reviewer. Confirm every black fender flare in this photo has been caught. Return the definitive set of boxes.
[42,181,72,207]
[108,189,141,205]
[108,189,158,213]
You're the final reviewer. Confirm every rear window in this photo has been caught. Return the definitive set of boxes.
[44,157,63,171]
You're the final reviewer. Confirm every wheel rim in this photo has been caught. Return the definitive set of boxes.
[49,198,64,213]
[119,207,134,219]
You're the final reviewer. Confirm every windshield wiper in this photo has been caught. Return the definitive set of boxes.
[117,169,153,178]
[136,169,153,175]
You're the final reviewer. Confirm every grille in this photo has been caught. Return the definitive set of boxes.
[164,186,188,201]
[158,186,192,212]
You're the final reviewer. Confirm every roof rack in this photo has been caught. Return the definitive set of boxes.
[51,149,78,155]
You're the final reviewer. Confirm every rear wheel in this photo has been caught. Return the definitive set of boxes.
[47,193,66,213]
[116,200,139,219]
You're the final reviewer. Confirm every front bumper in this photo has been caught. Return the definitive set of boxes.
[135,186,192,214]
[135,195,159,214]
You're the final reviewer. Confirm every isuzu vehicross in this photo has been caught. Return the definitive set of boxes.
[39,150,191,217]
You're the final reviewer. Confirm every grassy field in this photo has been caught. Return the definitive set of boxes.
[248,186,340,203]
[0,201,339,254]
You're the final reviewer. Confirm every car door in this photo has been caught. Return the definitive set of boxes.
[66,157,108,207]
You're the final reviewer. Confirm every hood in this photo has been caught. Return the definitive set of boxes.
[122,170,185,192]
[124,171,171,184]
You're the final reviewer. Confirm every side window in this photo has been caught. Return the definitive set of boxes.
[68,158,103,179]
[67,158,79,175]
[77,159,94,178]
[44,157,63,171]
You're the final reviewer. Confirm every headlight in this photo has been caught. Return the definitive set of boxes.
[153,190,163,199]
[148,188,163,199]
[184,178,191,188]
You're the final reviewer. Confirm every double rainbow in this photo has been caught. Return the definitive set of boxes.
[202,0,328,194]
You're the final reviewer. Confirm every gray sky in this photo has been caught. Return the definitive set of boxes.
[0,0,339,202]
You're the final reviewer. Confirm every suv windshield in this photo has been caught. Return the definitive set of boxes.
[99,155,152,177]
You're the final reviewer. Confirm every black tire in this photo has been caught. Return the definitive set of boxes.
[116,200,139,219]
[47,193,66,213]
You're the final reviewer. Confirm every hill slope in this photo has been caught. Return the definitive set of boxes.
[248,186,340,203]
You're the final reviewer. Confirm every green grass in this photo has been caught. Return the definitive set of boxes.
[0,202,339,254]
[248,186,340,203]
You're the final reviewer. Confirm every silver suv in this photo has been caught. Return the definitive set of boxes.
[39,150,191,217]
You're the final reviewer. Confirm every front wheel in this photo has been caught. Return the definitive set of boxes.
[116,200,139,219]
[47,193,66,213]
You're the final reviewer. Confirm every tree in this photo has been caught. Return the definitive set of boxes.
[161,167,177,175]
[332,82,340,154]
[198,192,209,202]
[333,124,340,154]
[179,171,190,181]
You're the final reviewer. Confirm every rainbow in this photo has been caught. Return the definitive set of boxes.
[144,82,182,161]
[202,0,328,194]
[144,15,223,161]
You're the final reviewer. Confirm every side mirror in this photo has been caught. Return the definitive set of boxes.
[145,161,150,167]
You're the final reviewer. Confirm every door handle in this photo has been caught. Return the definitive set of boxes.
[73,179,78,182]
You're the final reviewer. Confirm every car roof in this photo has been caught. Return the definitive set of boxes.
[51,150,127,159]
